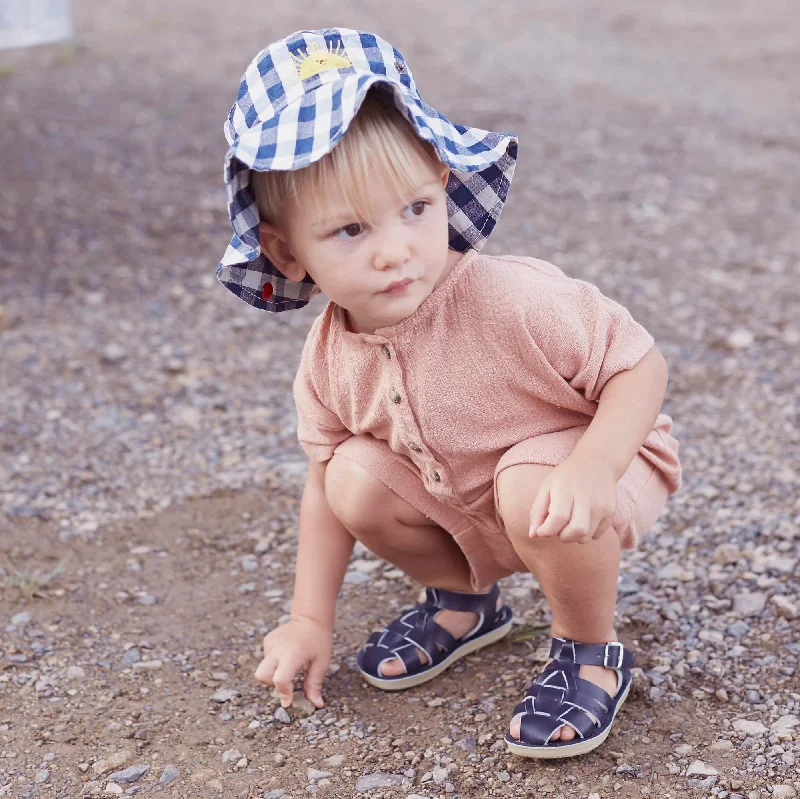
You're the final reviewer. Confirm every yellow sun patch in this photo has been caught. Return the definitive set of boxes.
[292,41,352,80]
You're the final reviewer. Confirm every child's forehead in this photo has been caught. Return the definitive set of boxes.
[295,158,440,216]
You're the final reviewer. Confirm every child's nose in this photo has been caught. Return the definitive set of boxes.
[373,234,411,270]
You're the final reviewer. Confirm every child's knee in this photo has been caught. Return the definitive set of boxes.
[496,462,554,540]
[325,454,394,533]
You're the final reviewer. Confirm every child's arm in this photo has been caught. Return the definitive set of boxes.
[529,346,669,542]
[254,459,355,708]
[291,459,355,628]
[570,346,668,479]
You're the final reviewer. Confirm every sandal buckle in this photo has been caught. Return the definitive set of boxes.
[603,643,624,670]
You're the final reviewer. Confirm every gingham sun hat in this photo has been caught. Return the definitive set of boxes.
[216,27,518,312]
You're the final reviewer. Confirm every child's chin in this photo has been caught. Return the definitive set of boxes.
[383,298,423,323]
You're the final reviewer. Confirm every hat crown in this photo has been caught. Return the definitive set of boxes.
[225,28,417,146]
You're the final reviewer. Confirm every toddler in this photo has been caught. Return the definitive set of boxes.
[216,28,681,758]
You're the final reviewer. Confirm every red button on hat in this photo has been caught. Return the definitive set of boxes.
[261,283,274,301]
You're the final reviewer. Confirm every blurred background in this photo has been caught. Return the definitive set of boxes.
[1,0,797,531]
[0,2,798,796]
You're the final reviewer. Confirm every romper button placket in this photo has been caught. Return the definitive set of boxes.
[389,389,402,404]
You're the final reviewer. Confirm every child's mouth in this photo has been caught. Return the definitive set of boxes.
[380,278,414,295]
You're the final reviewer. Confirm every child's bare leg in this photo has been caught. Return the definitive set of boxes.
[325,454,497,677]
[496,463,621,743]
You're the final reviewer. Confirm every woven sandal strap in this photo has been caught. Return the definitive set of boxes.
[549,638,635,669]
[377,614,459,660]
[426,583,499,614]
[519,710,565,746]
[395,645,425,675]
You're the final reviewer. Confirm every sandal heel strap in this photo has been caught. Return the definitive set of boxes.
[549,638,635,670]
[426,583,500,614]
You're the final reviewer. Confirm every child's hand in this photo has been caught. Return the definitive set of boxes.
[528,456,618,544]
[254,616,332,709]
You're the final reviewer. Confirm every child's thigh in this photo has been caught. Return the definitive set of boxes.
[325,451,430,529]
[328,435,466,533]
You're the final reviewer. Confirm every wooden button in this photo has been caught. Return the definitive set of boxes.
[410,443,423,453]
[381,345,391,360]
[431,471,441,482]
[389,389,401,404]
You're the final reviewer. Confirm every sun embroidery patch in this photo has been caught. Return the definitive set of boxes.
[292,41,352,80]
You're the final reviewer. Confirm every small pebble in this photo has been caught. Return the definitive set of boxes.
[711,740,733,751]
[106,765,150,784]
[732,592,766,617]
[771,595,798,619]
[355,773,405,791]
[209,688,240,703]
[686,761,719,777]
[159,765,180,785]
[733,719,767,737]
[221,749,243,764]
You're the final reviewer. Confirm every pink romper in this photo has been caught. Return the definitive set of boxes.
[293,252,681,590]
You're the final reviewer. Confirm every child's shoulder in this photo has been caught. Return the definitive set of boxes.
[464,252,598,313]
[298,303,337,364]
[472,253,581,284]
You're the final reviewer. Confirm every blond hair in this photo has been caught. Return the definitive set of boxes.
[251,89,443,229]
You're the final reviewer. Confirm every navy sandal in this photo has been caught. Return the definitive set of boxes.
[505,637,636,758]
[356,583,513,690]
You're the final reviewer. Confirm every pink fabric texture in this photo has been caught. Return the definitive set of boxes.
[293,251,681,586]
[333,431,672,590]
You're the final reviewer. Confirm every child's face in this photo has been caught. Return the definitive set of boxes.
[263,157,457,333]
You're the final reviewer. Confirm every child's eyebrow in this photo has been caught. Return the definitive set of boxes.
[310,180,441,231]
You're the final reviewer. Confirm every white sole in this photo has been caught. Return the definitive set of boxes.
[358,616,514,691]
[505,680,631,759]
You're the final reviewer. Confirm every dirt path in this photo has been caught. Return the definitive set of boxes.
[1,2,798,798]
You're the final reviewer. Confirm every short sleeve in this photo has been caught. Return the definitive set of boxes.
[293,339,352,463]
[529,276,654,403]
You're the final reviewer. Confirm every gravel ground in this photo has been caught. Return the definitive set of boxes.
[1,1,798,797]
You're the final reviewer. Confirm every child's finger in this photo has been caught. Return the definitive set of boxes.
[559,501,591,543]
[254,653,278,686]
[303,657,328,709]
[591,516,614,540]
[528,486,551,537]
[271,659,299,708]
[535,492,573,538]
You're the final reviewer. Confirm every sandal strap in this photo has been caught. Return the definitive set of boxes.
[519,709,568,745]
[426,583,500,614]
[549,638,635,670]
[562,679,612,718]
[395,645,425,674]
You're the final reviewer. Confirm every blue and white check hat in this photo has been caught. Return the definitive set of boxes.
[216,27,518,312]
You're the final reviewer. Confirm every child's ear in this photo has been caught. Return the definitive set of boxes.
[258,221,307,282]
[438,162,451,189]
